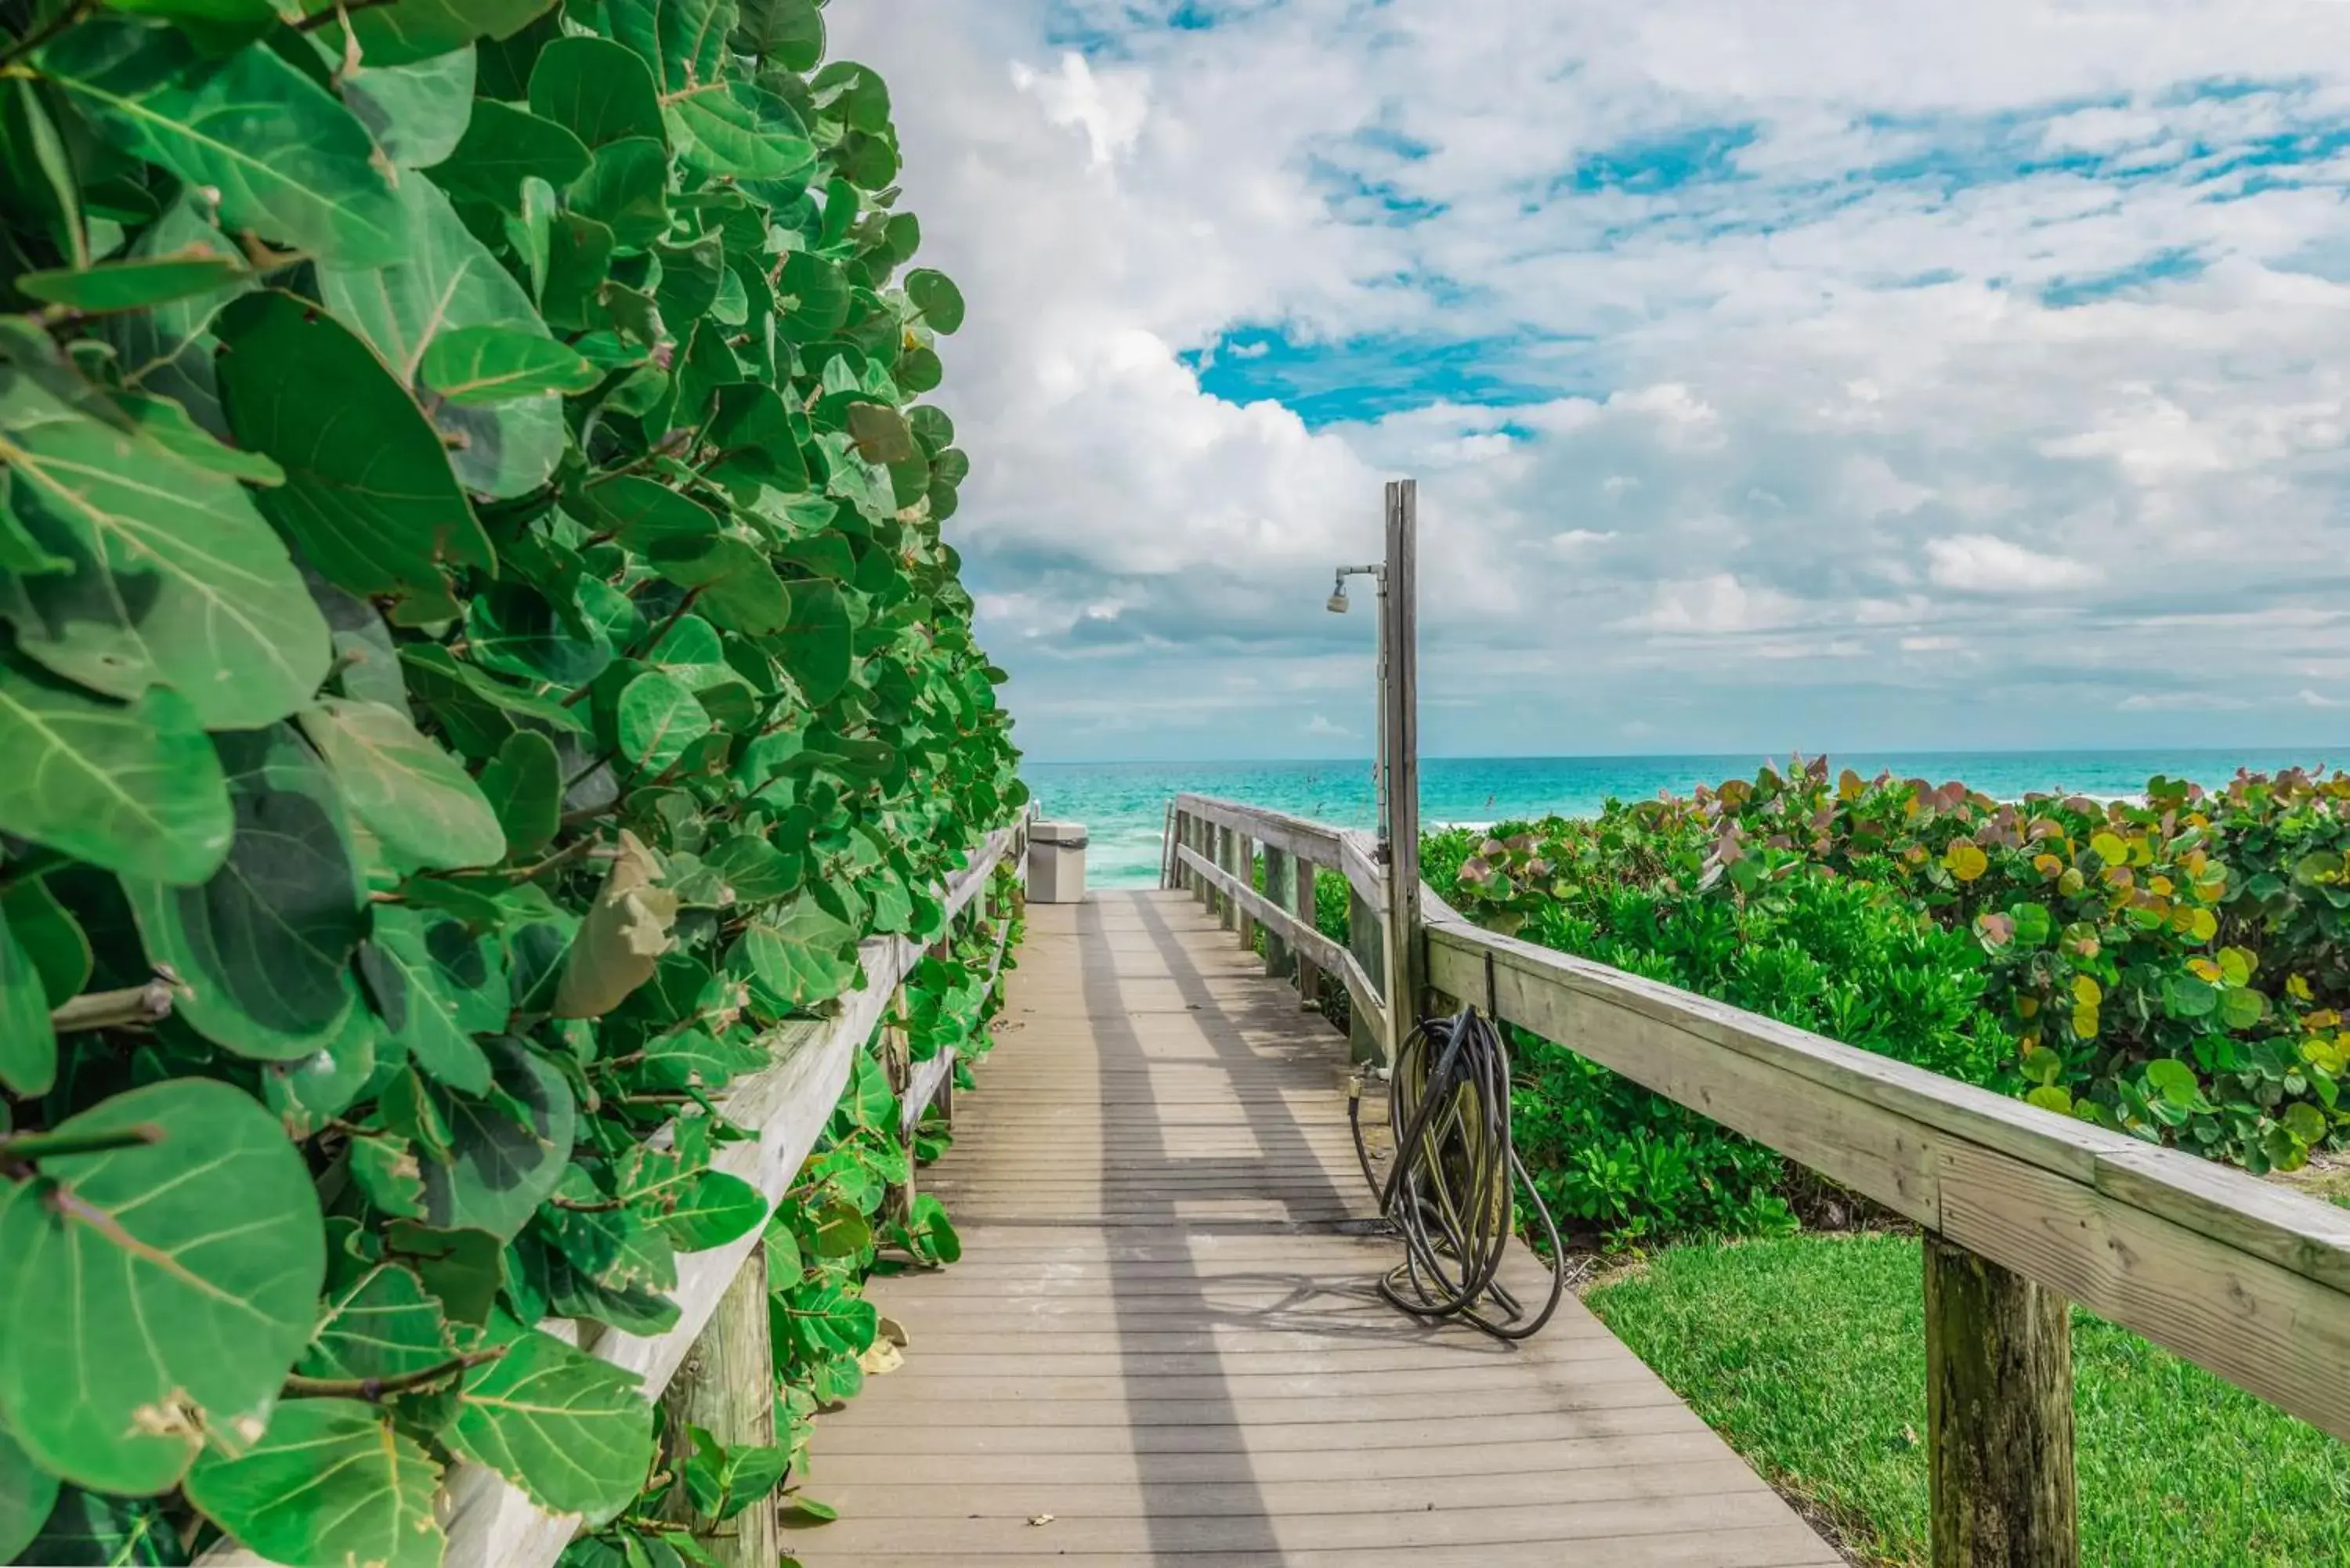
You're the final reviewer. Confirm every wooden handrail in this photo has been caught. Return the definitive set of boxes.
[1166,789,2350,1561]
[1419,890,2350,1443]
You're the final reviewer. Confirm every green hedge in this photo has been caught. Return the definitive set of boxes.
[0,0,1021,1561]
[1430,757,2350,1244]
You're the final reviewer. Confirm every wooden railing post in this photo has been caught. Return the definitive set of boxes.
[1235,833,1258,951]
[1346,883,1383,1066]
[1293,859,1323,1008]
[660,1245,781,1566]
[1260,845,1294,980]
[1216,824,1237,932]
[1925,1234,2078,1568]
[1170,809,1190,893]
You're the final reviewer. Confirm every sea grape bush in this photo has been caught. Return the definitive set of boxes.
[0,0,1021,1559]
[1426,804,2010,1245]
[1434,757,2350,1243]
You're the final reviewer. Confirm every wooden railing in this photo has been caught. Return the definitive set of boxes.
[1163,792,2350,1566]
[203,811,1032,1568]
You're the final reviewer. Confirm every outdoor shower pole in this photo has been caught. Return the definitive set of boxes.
[1380,479,1422,1055]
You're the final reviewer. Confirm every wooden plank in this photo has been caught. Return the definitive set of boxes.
[1179,845,1389,1046]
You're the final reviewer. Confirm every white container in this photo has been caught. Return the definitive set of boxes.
[1028,821,1088,903]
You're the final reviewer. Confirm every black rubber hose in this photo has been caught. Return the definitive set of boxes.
[1350,1003,1567,1342]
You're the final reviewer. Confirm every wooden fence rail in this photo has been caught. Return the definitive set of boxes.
[1162,791,2350,1566]
[201,812,1032,1568]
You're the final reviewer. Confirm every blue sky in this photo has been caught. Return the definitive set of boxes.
[834,1,2350,762]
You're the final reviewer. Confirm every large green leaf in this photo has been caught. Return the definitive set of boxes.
[448,1326,653,1522]
[18,251,248,315]
[669,78,813,181]
[124,724,366,1061]
[776,251,848,340]
[528,36,666,150]
[322,179,568,500]
[905,268,964,334]
[616,670,712,777]
[216,291,494,609]
[731,0,822,70]
[772,576,851,706]
[656,1169,767,1252]
[0,1078,325,1495]
[340,45,477,171]
[613,0,731,95]
[0,1422,58,1565]
[569,136,671,251]
[418,1039,577,1240]
[727,893,859,1017]
[0,662,230,884]
[301,698,507,870]
[185,1398,443,1568]
[42,21,403,268]
[296,1263,457,1385]
[478,729,562,858]
[465,582,614,688]
[2,877,89,1008]
[0,351,332,731]
[0,894,57,1097]
[647,536,789,634]
[356,904,501,1095]
[425,99,591,213]
[537,1167,678,1332]
[589,475,722,548]
[422,326,601,406]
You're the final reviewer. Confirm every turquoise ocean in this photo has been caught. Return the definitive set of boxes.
[1026,751,2347,889]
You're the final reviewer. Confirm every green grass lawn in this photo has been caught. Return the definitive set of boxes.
[1584,1233,2350,1567]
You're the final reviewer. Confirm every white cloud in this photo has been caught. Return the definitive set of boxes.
[834,0,2350,757]
[1925,535,2102,594]
[1624,574,1802,634]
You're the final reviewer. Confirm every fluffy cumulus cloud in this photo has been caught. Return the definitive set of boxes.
[832,0,2350,759]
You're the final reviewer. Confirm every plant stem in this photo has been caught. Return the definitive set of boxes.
[48,974,179,1034]
[282,1345,507,1400]
[0,1122,164,1162]
[549,1193,632,1213]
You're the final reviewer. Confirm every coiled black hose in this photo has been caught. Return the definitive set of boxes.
[1349,1003,1567,1341]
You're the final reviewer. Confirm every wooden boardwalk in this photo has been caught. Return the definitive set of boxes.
[802,891,1841,1566]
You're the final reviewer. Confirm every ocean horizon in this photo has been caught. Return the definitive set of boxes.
[1025,749,2350,889]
